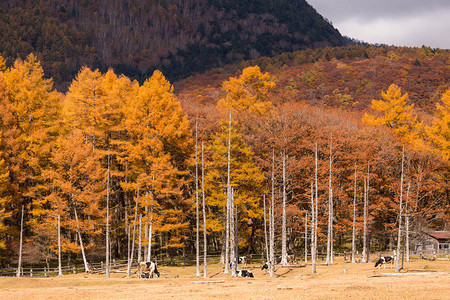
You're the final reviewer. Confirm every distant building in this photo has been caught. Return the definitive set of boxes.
[412,231,450,255]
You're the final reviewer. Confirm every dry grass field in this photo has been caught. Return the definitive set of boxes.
[0,257,449,299]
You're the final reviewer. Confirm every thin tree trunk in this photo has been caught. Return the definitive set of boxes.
[16,205,24,277]
[269,149,275,277]
[396,147,405,273]
[126,188,139,277]
[125,162,130,264]
[106,151,111,278]
[58,214,63,276]
[137,214,142,263]
[312,143,319,274]
[352,163,357,264]
[195,117,201,277]
[311,181,316,274]
[263,195,269,263]
[281,150,288,266]
[235,203,238,269]
[365,161,370,262]
[362,178,368,263]
[147,178,154,262]
[73,202,89,272]
[327,134,333,265]
[406,181,411,262]
[304,212,308,265]
[224,108,232,274]
[147,206,153,262]
[144,203,148,259]
[314,144,318,269]
[230,188,236,277]
[201,141,207,278]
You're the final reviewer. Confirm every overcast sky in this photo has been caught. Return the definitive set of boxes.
[307,0,450,49]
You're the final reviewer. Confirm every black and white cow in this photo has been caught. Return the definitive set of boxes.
[261,261,270,271]
[237,270,254,278]
[140,272,150,278]
[374,256,394,269]
[137,261,160,278]
[238,256,247,266]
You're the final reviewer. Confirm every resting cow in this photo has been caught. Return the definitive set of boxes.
[237,270,254,278]
[374,256,394,269]
[137,261,160,278]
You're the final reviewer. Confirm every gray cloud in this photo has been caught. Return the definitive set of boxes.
[307,0,450,48]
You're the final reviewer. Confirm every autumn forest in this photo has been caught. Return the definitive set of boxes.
[0,44,449,273]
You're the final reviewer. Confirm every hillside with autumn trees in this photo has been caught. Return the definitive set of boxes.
[0,0,345,89]
[0,44,448,272]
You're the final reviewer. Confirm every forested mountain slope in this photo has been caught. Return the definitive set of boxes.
[176,45,449,113]
[0,0,345,88]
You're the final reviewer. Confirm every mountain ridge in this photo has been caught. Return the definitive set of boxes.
[0,0,346,88]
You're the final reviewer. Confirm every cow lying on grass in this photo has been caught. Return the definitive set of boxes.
[137,261,160,278]
[237,270,254,278]
[374,256,394,269]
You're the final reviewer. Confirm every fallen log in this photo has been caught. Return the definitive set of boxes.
[191,280,225,284]
[293,273,320,278]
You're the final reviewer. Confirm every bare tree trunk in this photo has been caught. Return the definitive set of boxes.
[126,188,139,278]
[201,141,208,278]
[362,178,368,263]
[352,163,357,264]
[195,117,201,277]
[366,162,371,262]
[327,134,333,265]
[224,109,232,274]
[58,214,63,276]
[137,214,142,263]
[406,181,411,262]
[144,204,148,259]
[235,204,238,269]
[147,179,154,262]
[304,212,308,265]
[106,151,111,278]
[125,162,130,264]
[230,188,236,277]
[263,195,269,263]
[396,147,405,273]
[269,149,275,277]
[147,209,152,261]
[281,150,288,266]
[73,201,89,273]
[311,181,316,274]
[16,205,24,277]
[314,145,318,269]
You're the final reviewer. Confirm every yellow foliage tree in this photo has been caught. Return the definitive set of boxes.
[124,70,192,251]
[217,66,275,115]
[205,121,264,249]
[427,88,450,163]
[363,84,424,147]
[3,53,61,229]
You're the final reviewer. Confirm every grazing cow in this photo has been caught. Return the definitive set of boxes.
[374,256,394,269]
[237,270,254,278]
[137,261,160,278]
[140,272,150,278]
